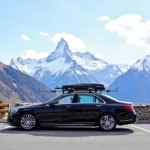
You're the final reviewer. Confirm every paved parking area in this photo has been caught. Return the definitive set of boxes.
[0,123,150,150]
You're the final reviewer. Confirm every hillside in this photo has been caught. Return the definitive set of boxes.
[0,62,56,105]
[108,55,150,104]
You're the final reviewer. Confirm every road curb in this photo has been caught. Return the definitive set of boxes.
[136,120,150,124]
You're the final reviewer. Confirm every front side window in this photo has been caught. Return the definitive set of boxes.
[55,95,73,104]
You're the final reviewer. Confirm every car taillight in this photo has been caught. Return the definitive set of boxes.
[124,104,134,112]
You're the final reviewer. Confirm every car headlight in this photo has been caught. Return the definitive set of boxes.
[9,109,19,116]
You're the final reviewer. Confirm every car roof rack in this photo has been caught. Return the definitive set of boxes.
[55,83,106,94]
[38,83,118,94]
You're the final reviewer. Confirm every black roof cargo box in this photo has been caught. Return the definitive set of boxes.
[61,83,105,92]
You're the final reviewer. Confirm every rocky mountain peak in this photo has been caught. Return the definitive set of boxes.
[46,38,73,63]
[132,55,150,72]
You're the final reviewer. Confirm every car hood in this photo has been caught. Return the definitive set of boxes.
[9,103,45,111]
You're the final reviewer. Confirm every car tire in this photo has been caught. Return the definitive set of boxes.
[19,113,37,131]
[98,113,117,131]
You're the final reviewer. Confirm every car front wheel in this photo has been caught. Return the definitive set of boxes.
[98,113,116,131]
[19,113,37,130]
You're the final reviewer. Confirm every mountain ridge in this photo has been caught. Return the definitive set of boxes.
[10,39,125,88]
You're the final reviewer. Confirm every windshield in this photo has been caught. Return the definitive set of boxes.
[46,94,61,104]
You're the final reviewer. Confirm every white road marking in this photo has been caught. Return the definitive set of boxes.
[133,133,144,135]
[100,132,144,135]
[130,125,150,133]
[0,125,11,131]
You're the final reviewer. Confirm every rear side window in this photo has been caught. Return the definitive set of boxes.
[78,94,105,104]
[96,97,105,103]
[98,94,118,104]
[79,95,94,103]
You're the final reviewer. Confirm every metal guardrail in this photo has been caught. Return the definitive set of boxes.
[0,103,9,113]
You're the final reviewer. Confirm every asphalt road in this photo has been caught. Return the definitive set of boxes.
[0,123,150,150]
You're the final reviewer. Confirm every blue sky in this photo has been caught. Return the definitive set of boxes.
[1,0,150,64]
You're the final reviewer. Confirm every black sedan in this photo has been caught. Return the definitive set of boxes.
[7,84,137,131]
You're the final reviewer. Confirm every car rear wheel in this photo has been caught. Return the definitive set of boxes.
[98,113,116,131]
[19,113,37,130]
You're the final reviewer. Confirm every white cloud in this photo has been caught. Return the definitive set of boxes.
[23,49,49,59]
[39,32,49,37]
[20,34,30,41]
[52,32,86,51]
[98,16,110,22]
[104,14,150,49]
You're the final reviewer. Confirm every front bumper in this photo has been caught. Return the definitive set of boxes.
[7,114,19,126]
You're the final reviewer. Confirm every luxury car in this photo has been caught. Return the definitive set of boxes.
[7,83,137,131]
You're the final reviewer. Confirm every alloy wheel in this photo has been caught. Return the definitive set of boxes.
[20,114,36,130]
[100,114,116,131]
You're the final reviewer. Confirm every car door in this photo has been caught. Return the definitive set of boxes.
[36,94,74,124]
[70,94,105,123]
[48,94,75,123]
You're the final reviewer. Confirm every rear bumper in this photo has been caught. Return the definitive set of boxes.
[118,113,137,125]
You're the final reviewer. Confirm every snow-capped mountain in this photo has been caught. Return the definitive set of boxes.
[117,63,131,73]
[35,60,100,88]
[73,52,108,71]
[108,55,150,104]
[10,57,43,76]
[131,55,150,72]
[91,64,122,87]
[10,38,123,88]
[46,38,73,63]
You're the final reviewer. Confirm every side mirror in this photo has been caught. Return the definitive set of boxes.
[45,102,55,107]
[50,102,56,107]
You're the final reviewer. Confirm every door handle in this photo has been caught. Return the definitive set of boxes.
[65,105,71,108]
[96,105,102,107]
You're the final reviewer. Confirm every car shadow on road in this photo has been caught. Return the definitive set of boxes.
[0,126,134,137]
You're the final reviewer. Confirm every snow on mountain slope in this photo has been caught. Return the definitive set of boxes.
[108,55,150,104]
[10,38,123,88]
[75,52,99,61]
[131,55,150,72]
[10,57,43,76]
[91,64,122,87]
[117,63,131,73]
[34,57,73,80]
[73,52,107,70]
[35,60,100,88]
